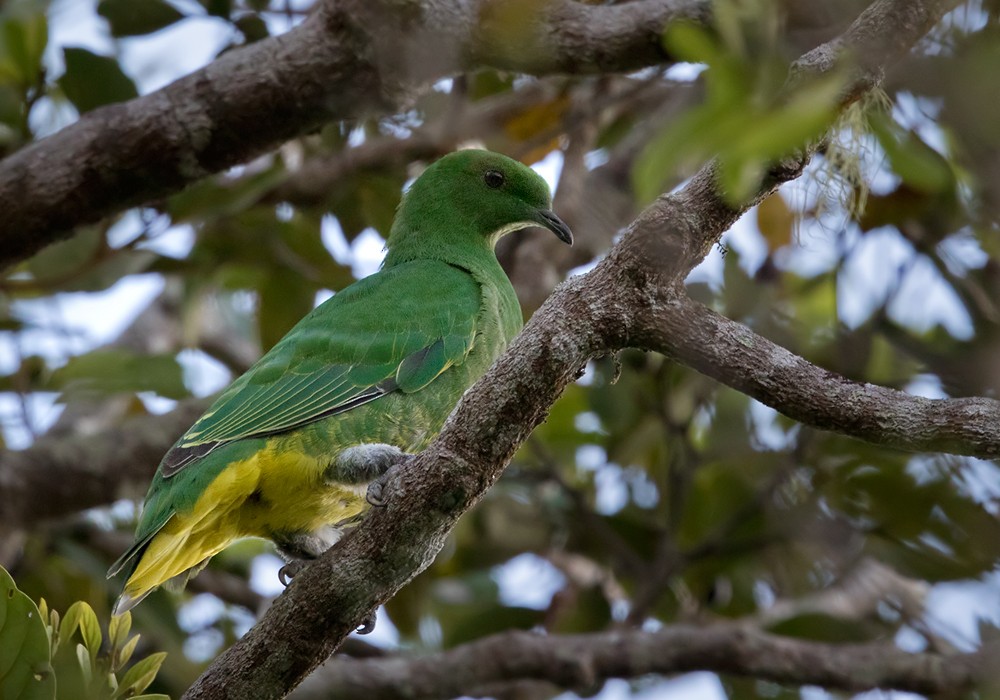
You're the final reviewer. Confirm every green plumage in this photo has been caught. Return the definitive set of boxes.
[108,149,573,613]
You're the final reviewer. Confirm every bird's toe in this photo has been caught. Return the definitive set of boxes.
[278,560,306,587]
[366,479,387,507]
[356,609,377,635]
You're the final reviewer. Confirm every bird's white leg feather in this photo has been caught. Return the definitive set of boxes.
[327,443,407,484]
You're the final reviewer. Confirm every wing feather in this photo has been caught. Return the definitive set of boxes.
[161,261,481,478]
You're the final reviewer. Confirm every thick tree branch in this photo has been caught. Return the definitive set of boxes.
[183,1,963,697]
[291,623,989,699]
[0,398,208,527]
[637,295,1000,458]
[0,0,710,270]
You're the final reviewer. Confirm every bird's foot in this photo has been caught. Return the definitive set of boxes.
[278,560,307,587]
[356,609,377,635]
[366,476,389,507]
[366,456,409,507]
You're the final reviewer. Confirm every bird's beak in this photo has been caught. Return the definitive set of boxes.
[535,210,574,246]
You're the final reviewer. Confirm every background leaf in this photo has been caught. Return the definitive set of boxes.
[58,47,138,113]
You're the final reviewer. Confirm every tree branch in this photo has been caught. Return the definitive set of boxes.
[183,1,963,697]
[0,398,208,528]
[290,623,989,699]
[636,295,1000,458]
[0,0,710,270]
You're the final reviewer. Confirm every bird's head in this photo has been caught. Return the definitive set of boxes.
[386,149,573,264]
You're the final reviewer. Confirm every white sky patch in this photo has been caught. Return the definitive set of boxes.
[532,149,564,194]
[905,374,947,400]
[177,348,231,396]
[250,553,401,646]
[927,571,1000,650]
[664,62,708,81]
[11,274,165,362]
[594,463,628,515]
[136,392,178,415]
[889,253,973,338]
[749,399,795,451]
[567,672,726,700]
[0,393,63,449]
[140,223,197,259]
[838,227,914,327]
[321,215,352,264]
[351,228,387,278]
[958,458,1000,509]
[938,230,989,272]
[687,212,767,289]
[893,92,948,155]
[46,0,112,66]
[494,553,566,609]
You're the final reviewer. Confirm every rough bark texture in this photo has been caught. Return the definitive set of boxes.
[0,0,710,269]
[181,1,968,697]
[292,624,989,699]
[642,296,1000,457]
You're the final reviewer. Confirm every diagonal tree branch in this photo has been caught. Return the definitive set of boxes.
[0,0,710,270]
[182,1,965,697]
[637,295,1000,458]
[289,623,990,699]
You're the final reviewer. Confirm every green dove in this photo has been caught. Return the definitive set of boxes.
[108,149,573,615]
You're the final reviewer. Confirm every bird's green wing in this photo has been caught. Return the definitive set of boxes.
[159,260,481,478]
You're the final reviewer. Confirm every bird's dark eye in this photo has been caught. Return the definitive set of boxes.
[484,170,505,189]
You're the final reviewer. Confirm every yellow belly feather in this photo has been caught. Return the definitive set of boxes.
[122,441,367,602]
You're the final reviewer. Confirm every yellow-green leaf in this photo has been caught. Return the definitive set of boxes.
[107,612,130,653]
[117,634,140,669]
[756,192,795,250]
[117,652,166,697]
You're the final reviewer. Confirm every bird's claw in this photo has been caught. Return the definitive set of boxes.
[366,473,393,507]
[356,609,377,635]
[278,560,306,587]
[366,455,409,507]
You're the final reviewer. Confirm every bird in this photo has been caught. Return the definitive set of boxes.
[107,149,573,618]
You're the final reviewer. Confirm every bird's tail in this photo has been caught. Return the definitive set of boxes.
[108,512,234,615]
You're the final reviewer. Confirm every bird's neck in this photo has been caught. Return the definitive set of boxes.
[383,226,505,282]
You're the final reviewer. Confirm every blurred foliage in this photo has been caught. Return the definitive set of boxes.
[1,1,999,699]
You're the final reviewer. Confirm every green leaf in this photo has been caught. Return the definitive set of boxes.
[49,349,188,399]
[167,166,286,223]
[234,14,269,43]
[58,47,138,113]
[107,613,130,655]
[74,644,91,687]
[0,9,48,88]
[97,0,184,37]
[766,613,876,643]
[116,652,166,697]
[117,635,139,669]
[200,0,231,18]
[24,228,103,285]
[0,84,22,127]
[0,565,55,700]
[870,113,954,194]
[58,602,101,666]
[663,21,722,65]
[257,270,315,351]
